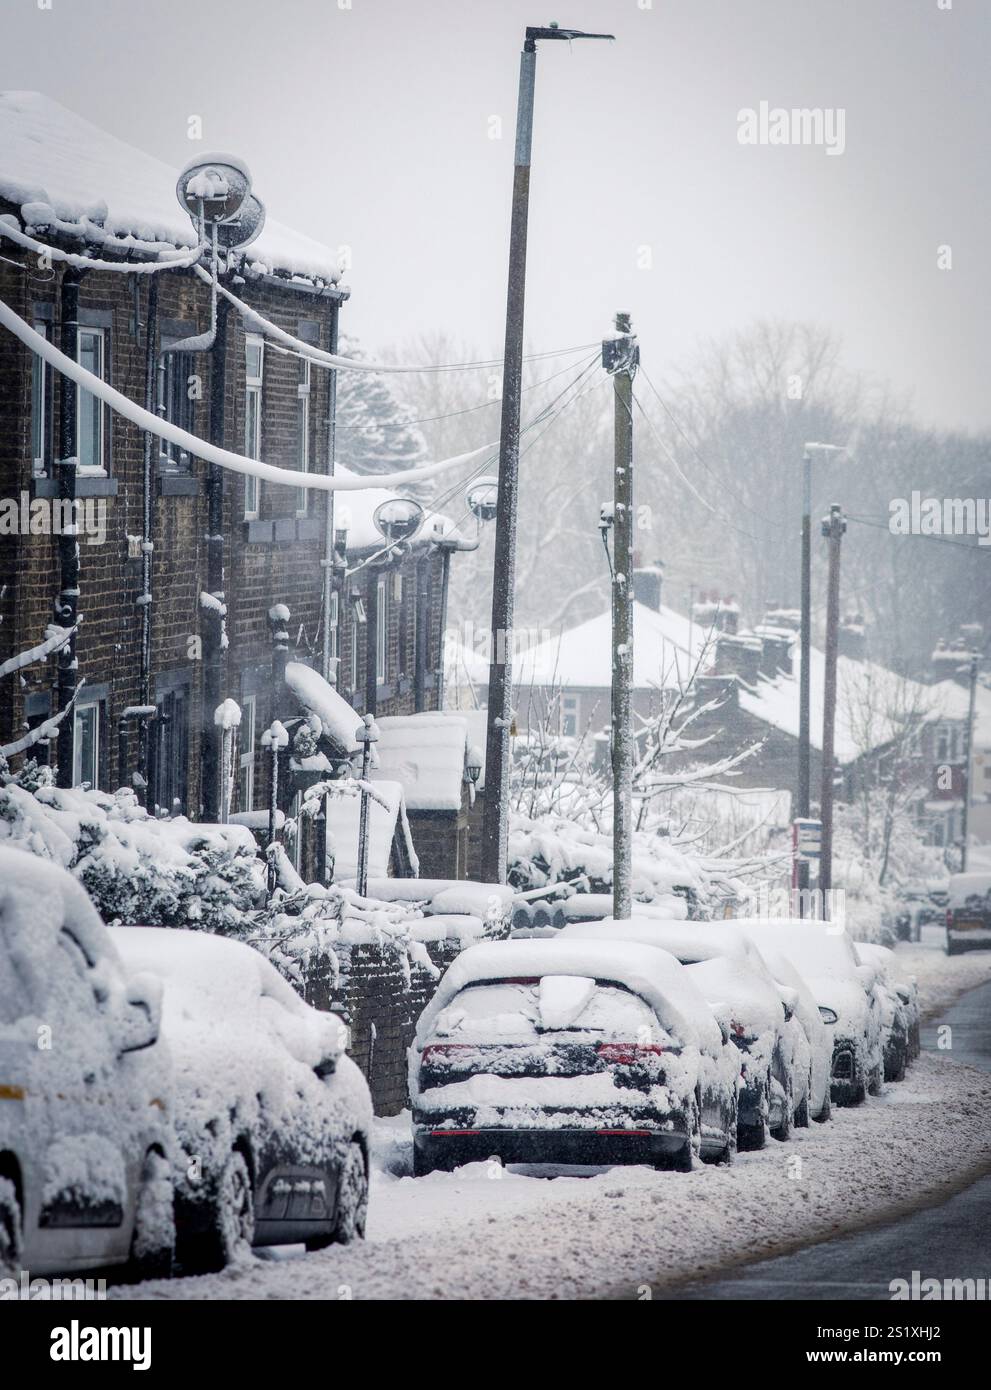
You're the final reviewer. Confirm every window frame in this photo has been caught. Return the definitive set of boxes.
[161,348,197,473]
[31,316,53,476]
[72,700,102,789]
[239,693,257,811]
[76,325,107,475]
[376,577,388,685]
[295,357,311,517]
[244,335,264,520]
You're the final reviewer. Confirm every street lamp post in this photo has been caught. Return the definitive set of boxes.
[797,442,845,914]
[480,23,614,885]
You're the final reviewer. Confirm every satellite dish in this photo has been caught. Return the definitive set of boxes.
[373,498,425,544]
[466,476,499,523]
[214,194,267,252]
[176,153,252,226]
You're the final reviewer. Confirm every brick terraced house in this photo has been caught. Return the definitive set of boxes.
[0,92,473,877]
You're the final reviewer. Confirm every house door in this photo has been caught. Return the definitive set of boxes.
[150,685,189,817]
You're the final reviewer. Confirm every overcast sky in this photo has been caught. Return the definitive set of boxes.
[4,0,988,432]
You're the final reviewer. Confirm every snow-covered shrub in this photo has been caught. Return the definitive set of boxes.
[831,793,945,942]
[0,761,266,931]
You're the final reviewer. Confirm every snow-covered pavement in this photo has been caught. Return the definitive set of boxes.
[115,935,991,1301]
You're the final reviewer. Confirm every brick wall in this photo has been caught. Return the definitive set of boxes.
[0,244,449,816]
[300,937,463,1116]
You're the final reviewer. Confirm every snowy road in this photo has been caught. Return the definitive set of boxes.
[116,933,991,1302]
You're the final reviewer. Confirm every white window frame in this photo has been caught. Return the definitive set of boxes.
[72,701,101,789]
[244,336,264,520]
[295,358,311,517]
[239,693,257,810]
[76,326,106,475]
[376,577,388,685]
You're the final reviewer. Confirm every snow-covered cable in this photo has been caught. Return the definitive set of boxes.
[199,267,597,375]
[0,295,497,493]
[0,217,207,274]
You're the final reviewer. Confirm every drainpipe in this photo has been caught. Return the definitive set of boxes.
[136,274,159,801]
[55,267,82,787]
[201,294,228,820]
[414,556,428,712]
[321,298,341,682]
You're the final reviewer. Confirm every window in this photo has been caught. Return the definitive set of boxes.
[150,683,190,817]
[238,694,257,811]
[376,578,388,684]
[72,702,101,789]
[296,358,311,515]
[329,590,339,665]
[162,351,196,471]
[31,318,51,475]
[935,723,961,762]
[76,327,106,473]
[244,336,264,519]
[350,618,359,694]
[561,694,579,738]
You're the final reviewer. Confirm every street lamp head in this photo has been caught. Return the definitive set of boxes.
[803,441,847,458]
[373,497,424,544]
[524,24,615,48]
[466,476,499,524]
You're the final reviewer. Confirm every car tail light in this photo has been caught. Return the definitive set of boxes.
[596,1042,666,1065]
[946,909,953,930]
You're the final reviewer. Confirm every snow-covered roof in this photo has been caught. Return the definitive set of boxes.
[0,91,340,284]
[285,662,362,754]
[371,713,470,812]
[414,938,722,1053]
[325,778,417,882]
[738,648,940,764]
[512,600,711,692]
[926,679,991,749]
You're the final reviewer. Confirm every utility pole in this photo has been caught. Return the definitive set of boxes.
[961,650,979,871]
[796,448,813,909]
[819,503,846,908]
[604,314,638,921]
[480,22,613,885]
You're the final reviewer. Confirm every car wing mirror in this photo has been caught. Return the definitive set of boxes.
[119,972,163,1054]
[777,984,799,1022]
[818,1005,839,1025]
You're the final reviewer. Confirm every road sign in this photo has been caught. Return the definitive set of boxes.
[793,817,822,863]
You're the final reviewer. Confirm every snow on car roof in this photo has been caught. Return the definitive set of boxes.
[732,919,862,978]
[0,91,340,284]
[415,938,722,1052]
[109,927,338,1065]
[559,918,754,965]
[947,872,991,907]
[0,842,125,1003]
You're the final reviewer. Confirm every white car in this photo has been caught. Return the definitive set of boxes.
[111,928,372,1272]
[410,939,740,1174]
[0,847,173,1280]
[753,947,832,1123]
[734,920,884,1106]
[854,941,919,1079]
[560,919,810,1146]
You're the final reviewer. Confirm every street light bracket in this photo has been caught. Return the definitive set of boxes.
[524,25,615,50]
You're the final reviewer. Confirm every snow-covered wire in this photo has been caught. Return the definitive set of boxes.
[198,265,598,375]
[0,217,207,274]
[0,294,497,493]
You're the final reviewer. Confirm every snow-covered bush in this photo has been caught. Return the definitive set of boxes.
[831,793,945,942]
[0,760,266,931]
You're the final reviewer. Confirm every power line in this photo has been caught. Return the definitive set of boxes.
[846,513,991,553]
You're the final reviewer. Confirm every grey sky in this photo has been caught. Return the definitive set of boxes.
[4,0,988,431]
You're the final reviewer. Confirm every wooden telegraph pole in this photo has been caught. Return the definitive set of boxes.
[604,314,639,922]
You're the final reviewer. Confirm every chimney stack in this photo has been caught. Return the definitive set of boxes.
[632,559,664,612]
[837,612,866,662]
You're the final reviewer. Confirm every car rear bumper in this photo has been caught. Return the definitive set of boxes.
[413,1125,688,1169]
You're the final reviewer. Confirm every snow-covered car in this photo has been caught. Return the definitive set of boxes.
[945,872,991,956]
[410,939,739,1175]
[110,928,372,1272]
[753,947,832,1123]
[559,919,811,1146]
[0,847,173,1280]
[734,920,884,1106]
[854,941,920,1078]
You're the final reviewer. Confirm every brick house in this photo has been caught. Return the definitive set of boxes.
[0,93,463,870]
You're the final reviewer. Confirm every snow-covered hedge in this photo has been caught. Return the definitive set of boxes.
[0,762,266,932]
